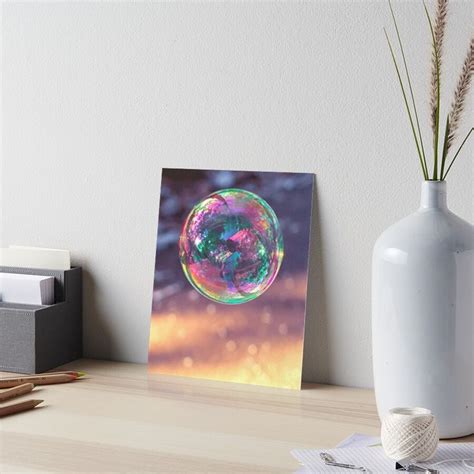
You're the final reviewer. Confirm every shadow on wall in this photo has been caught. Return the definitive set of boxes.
[82,267,121,360]
[302,179,330,384]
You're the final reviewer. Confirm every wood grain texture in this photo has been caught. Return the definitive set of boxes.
[0,359,470,472]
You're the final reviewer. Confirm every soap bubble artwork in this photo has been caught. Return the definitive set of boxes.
[179,188,284,304]
[150,169,315,389]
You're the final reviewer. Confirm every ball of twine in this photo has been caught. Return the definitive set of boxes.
[381,407,439,462]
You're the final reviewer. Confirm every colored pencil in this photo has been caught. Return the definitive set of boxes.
[0,399,43,417]
[0,374,76,389]
[39,370,86,378]
[0,383,34,403]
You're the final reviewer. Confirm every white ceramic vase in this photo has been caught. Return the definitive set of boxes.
[372,181,474,439]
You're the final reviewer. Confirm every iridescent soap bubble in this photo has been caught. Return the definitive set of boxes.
[179,188,284,304]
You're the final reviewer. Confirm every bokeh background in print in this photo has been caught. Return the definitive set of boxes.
[149,169,315,389]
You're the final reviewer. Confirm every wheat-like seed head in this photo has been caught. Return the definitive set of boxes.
[447,37,474,151]
[430,0,449,133]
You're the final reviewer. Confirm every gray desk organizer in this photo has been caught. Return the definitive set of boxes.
[0,266,82,374]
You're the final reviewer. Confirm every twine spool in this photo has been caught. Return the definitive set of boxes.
[381,407,439,461]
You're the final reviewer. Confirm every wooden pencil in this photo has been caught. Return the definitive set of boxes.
[0,399,43,417]
[0,374,76,389]
[0,383,34,403]
[39,370,86,378]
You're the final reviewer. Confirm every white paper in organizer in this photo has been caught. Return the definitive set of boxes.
[0,246,70,270]
[0,272,55,305]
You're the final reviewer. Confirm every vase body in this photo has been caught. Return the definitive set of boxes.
[372,181,474,438]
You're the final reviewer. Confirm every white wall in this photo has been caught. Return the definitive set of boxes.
[1,1,472,388]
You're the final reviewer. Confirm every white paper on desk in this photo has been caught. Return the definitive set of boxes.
[336,433,381,449]
[0,246,70,270]
[0,273,55,305]
[291,443,474,473]
[294,434,381,474]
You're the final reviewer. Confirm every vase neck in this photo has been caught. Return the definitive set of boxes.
[420,181,447,210]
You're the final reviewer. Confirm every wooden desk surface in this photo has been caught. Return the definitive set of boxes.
[0,359,469,472]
